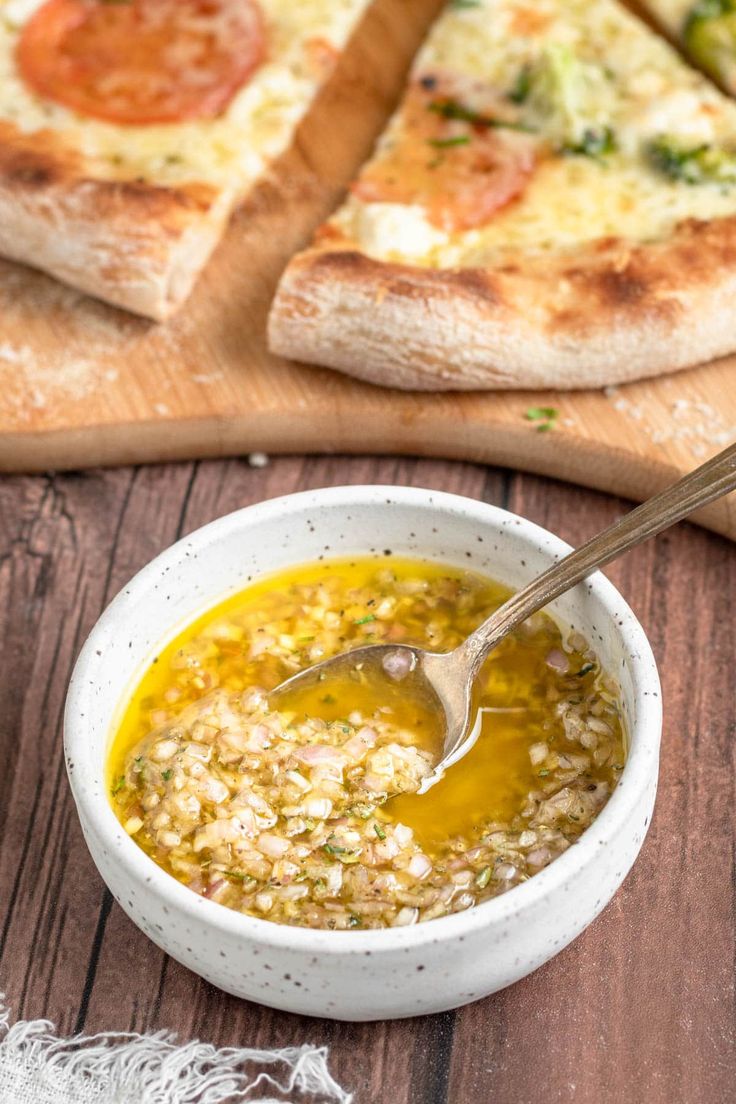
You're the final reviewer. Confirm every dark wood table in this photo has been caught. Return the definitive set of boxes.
[1,455,734,1104]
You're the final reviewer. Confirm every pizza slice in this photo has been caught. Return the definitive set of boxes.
[269,0,736,391]
[0,0,373,319]
[637,0,736,94]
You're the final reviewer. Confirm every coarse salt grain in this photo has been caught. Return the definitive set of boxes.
[248,452,270,468]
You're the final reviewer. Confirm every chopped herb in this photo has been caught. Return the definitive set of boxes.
[475,865,493,889]
[374,823,387,840]
[299,635,315,643]
[525,406,558,421]
[111,775,126,795]
[575,663,595,677]
[525,406,559,433]
[162,769,173,781]
[428,134,470,148]
[568,813,580,822]
[323,838,349,856]
[348,915,363,928]
[224,870,256,884]
[564,126,616,159]
[538,769,551,777]
[354,614,376,625]
[450,0,481,7]
[429,99,484,123]
[429,98,534,132]
[321,693,337,704]
[509,65,532,104]
[324,836,361,863]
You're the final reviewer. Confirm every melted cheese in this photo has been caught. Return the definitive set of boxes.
[334,0,736,266]
[0,0,370,191]
[355,202,448,258]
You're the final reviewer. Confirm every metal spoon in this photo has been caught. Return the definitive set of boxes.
[271,440,736,791]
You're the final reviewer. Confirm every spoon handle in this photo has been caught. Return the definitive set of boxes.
[461,438,736,671]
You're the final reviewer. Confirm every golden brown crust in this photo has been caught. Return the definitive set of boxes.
[268,216,736,390]
[0,121,231,319]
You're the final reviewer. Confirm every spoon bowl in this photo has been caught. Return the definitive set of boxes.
[269,642,475,791]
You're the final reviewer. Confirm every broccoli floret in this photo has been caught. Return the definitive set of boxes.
[684,0,736,87]
[524,43,616,156]
[647,135,736,184]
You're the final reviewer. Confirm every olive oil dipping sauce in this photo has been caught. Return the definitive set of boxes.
[109,558,626,930]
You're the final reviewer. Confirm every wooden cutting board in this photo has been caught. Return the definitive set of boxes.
[0,0,734,541]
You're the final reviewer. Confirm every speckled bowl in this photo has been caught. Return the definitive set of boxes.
[64,486,661,1021]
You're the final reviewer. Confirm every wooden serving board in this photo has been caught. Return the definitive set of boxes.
[0,0,734,540]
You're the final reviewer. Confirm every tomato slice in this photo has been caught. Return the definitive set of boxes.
[17,0,265,125]
[353,78,538,232]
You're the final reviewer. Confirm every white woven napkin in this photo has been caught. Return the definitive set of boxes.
[0,997,351,1104]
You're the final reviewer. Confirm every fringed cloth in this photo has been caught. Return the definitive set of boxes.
[0,997,351,1104]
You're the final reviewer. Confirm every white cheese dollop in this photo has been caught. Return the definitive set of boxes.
[4,0,46,27]
[631,89,719,145]
[354,202,448,260]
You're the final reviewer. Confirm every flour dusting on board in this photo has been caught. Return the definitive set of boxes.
[0,338,122,421]
[604,384,736,460]
[0,262,184,425]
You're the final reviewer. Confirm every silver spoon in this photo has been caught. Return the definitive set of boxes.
[271,440,736,791]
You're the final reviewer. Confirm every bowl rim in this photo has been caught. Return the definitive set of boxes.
[65,484,662,955]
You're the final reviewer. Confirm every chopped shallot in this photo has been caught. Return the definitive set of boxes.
[111,563,624,931]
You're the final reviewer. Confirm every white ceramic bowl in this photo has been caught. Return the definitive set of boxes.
[65,486,661,1021]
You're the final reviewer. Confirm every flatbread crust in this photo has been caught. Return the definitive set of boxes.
[0,121,231,319]
[268,218,736,390]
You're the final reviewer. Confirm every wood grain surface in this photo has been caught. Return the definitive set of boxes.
[0,457,733,1103]
[0,0,735,545]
